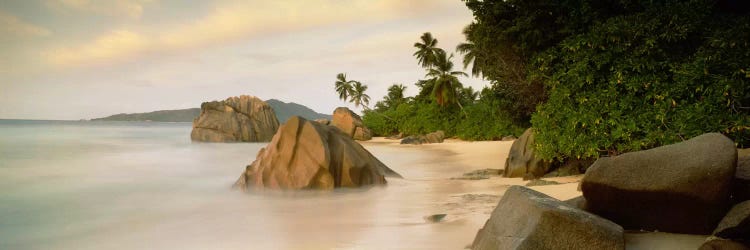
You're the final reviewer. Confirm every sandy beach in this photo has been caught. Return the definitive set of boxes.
[362,137,707,250]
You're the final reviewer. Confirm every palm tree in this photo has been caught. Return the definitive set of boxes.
[456,25,483,77]
[425,51,469,114]
[386,84,406,102]
[334,73,355,102]
[350,81,371,109]
[413,32,444,69]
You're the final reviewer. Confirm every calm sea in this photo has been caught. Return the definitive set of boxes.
[0,119,488,250]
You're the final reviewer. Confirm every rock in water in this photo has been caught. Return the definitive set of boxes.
[504,128,551,178]
[472,186,624,250]
[191,95,280,142]
[233,116,401,191]
[581,133,737,234]
[330,107,371,141]
[424,214,447,223]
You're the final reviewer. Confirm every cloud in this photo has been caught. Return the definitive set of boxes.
[0,10,52,37]
[45,30,148,65]
[46,0,153,19]
[42,0,457,66]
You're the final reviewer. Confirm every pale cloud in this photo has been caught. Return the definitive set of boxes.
[45,30,148,65]
[47,0,153,19]
[0,10,52,37]
[43,0,456,66]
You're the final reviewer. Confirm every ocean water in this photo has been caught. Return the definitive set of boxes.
[0,120,488,250]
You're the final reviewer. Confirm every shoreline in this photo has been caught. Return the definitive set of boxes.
[362,137,707,249]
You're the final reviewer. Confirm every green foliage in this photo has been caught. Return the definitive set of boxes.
[363,90,523,140]
[530,1,750,161]
[456,95,525,140]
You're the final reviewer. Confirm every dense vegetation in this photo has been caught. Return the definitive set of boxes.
[350,0,749,163]
[348,32,523,140]
[462,0,749,161]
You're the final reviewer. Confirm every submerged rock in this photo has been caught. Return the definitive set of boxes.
[472,186,624,250]
[525,179,560,187]
[451,169,504,180]
[581,133,737,234]
[424,214,447,223]
[233,116,400,191]
[503,128,551,178]
[191,95,279,142]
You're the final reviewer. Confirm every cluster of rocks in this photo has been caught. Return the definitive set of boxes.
[473,133,750,249]
[233,116,400,191]
[191,95,280,142]
[400,131,446,145]
[330,107,372,141]
[191,95,375,143]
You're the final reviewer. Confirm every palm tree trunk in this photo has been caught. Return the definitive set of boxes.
[456,101,468,117]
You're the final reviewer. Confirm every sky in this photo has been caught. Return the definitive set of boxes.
[0,0,488,120]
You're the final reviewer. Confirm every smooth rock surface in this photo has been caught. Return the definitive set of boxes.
[581,133,737,234]
[504,128,550,178]
[233,116,400,191]
[472,185,624,250]
[191,95,279,142]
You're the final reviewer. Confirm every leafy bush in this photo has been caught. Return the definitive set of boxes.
[364,97,522,140]
[531,1,750,161]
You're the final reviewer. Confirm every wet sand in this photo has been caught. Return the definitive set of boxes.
[363,137,707,249]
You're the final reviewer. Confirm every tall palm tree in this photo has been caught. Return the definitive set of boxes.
[413,32,444,69]
[426,51,469,114]
[350,81,371,109]
[456,25,483,77]
[334,73,355,102]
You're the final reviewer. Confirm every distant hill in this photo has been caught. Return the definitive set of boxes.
[265,99,331,122]
[91,108,201,122]
[91,99,330,123]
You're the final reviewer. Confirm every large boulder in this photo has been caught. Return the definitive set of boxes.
[330,107,370,141]
[233,116,401,191]
[581,133,738,234]
[191,95,279,142]
[472,186,624,250]
[504,128,551,178]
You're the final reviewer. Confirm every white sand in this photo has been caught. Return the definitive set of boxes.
[362,137,707,249]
